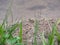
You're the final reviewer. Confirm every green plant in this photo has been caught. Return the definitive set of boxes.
[48,23,57,45]
[0,19,19,45]
[15,20,23,45]
[40,22,57,45]
[33,19,39,45]
[56,31,60,45]
[0,15,24,45]
[56,19,60,45]
[40,31,47,45]
[40,23,56,45]
[19,20,23,43]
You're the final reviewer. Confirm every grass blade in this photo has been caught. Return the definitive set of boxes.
[19,20,23,44]
[56,19,60,45]
[7,23,18,38]
[33,19,39,45]
[40,31,47,45]
[48,23,57,45]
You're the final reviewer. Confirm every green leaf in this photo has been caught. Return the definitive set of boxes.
[40,31,47,45]
[7,23,18,38]
[15,43,23,45]
[33,19,39,45]
[0,25,5,36]
[48,23,57,45]
[19,20,23,43]
[6,38,17,45]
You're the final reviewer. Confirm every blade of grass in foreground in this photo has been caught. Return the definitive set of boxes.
[19,20,23,45]
[56,19,60,45]
[0,24,5,36]
[33,19,39,45]
[0,24,6,45]
[8,23,18,38]
[40,31,47,45]
[0,15,8,45]
[48,23,57,45]
[0,14,8,45]
[56,31,60,45]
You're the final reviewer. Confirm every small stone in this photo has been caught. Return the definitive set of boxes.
[28,18,34,23]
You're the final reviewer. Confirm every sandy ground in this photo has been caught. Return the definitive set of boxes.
[13,17,60,45]
[0,0,60,23]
